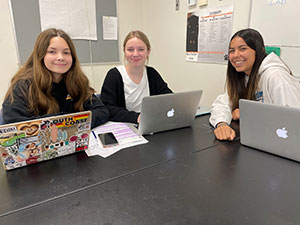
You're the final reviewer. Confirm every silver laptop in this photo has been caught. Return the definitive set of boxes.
[240,99,300,161]
[138,90,202,135]
[0,111,92,170]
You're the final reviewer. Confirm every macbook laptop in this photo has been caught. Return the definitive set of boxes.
[239,99,300,161]
[138,90,202,135]
[0,111,92,170]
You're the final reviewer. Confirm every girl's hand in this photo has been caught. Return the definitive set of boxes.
[232,108,240,120]
[214,122,236,141]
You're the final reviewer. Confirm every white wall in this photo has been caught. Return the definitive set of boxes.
[0,0,19,102]
[140,0,251,106]
[82,0,144,93]
[0,0,251,106]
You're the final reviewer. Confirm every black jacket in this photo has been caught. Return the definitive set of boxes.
[100,66,172,123]
[2,79,110,128]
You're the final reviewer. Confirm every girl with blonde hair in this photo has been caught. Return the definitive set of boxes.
[100,30,172,123]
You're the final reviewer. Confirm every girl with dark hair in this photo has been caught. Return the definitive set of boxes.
[100,30,172,124]
[210,28,300,141]
[3,28,109,128]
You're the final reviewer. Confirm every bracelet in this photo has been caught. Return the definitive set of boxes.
[215,122,228,128]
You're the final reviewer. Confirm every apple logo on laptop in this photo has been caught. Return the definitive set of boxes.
[167,108,175,118]
[276,127,288,139]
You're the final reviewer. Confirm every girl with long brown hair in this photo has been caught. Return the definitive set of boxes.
[210,28,300,141]
[3,28,109,128]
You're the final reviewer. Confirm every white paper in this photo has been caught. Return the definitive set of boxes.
[85,122,148,158]
[186,5,233,64]
[197,5,233,63]
[39,0,97,40]
[102,16,118,40]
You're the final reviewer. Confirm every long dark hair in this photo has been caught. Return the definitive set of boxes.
[226,28,267,110]
[5,28,94,115]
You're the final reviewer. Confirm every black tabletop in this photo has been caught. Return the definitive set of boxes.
[0,115,221,217]
[1,115,299,225]
[2,141,300,225]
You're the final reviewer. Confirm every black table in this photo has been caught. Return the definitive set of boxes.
[1,115,300,225]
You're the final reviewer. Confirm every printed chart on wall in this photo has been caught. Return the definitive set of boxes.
[186,4,233,63]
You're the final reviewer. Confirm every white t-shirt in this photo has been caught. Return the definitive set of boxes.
[117,65,150,112]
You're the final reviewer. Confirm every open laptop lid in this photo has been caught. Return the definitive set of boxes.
[138,90,202,135]
[0,111,92,170]
[240,99,300,161]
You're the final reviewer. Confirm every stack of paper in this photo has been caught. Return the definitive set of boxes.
[85,122,148,158]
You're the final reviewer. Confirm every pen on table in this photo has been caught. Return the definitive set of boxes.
[92,131,97,139]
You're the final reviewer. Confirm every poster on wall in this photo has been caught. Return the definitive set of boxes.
[39,0,97,40]
[186,4,233,63]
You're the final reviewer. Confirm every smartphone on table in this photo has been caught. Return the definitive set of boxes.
[98,132,119,148]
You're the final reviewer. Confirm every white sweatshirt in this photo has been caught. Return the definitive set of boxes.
[209,52,300,127]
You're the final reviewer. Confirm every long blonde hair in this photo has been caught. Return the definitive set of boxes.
[5,28,94,115]
[123,30,151,64]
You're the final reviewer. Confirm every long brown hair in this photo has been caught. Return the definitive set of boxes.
[226,28,267,110]
[5,28,94,115]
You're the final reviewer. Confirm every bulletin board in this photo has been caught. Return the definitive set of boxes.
[249,0,300,77]
[9,0,119,65]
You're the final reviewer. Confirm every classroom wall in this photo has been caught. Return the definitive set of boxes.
[80,0,143,95]
[140,0,251,106]
[0,0,142,103]
[0,0,251,107]
[0,0,19,102]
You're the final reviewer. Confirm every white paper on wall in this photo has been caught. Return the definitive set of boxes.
[102,16,118,40]
[39,0,97,40]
